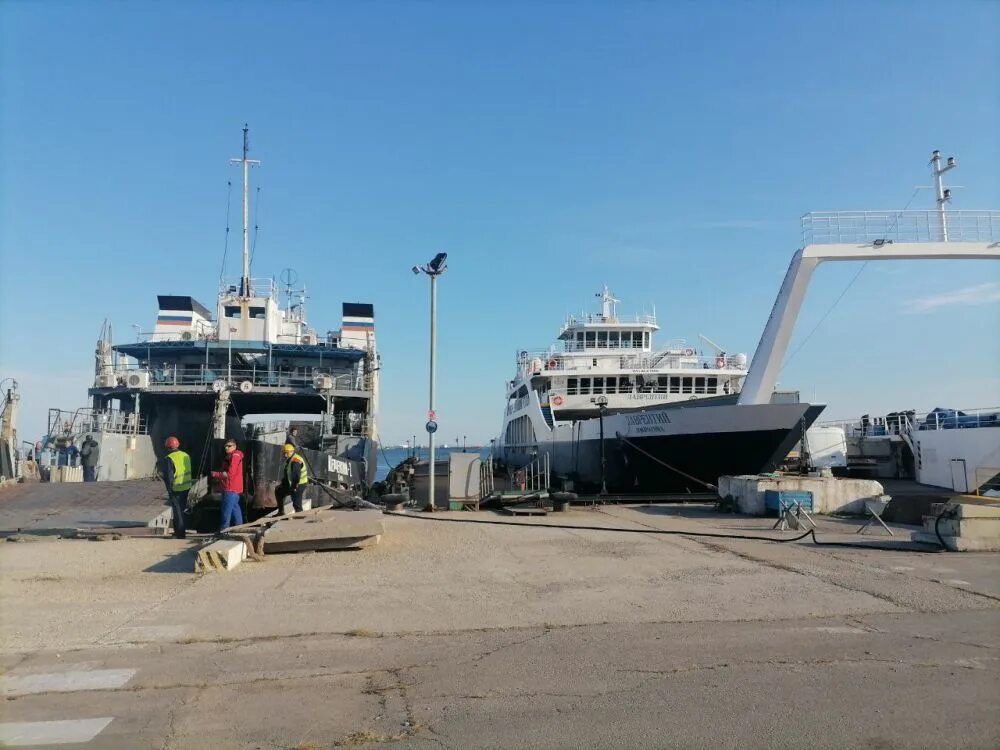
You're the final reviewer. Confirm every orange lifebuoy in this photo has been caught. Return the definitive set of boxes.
[551,395,564,407]
[547,359,558,370]
[715,356,725,368]
[683,348,695,356]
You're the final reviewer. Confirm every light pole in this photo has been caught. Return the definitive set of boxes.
[412,252,448,511]
[596,395,608,496]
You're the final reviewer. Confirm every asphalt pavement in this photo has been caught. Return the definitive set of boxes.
[1,504,998,748]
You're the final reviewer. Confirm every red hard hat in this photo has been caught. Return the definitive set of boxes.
[164,436,180,450]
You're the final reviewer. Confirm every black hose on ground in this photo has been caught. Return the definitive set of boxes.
[934,504,959,550]
[381,510,947,553]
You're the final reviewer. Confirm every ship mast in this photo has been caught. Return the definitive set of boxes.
[230,124,260,297]
[929,149,957,241]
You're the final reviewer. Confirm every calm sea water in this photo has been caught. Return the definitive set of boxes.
[375,446,492,481]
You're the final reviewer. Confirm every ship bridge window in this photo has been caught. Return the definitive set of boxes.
[707,377,718,393]
[249,306,266,319]
[575,332,584,350]
[609,331,619,348]
[605,377,617,395]
[567,377,578,395]
[630,331,642,348]
[224,306,242,319]
[682,377,693,394]
[695,376,707,394]
[597,331,607,348]
[643,332,650,349]
[585,331,596,348]
[579,377,591,395]
[669,376,681,394]
[593,377,604,393]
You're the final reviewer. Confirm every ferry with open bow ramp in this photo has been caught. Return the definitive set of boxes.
[44,127,379,516]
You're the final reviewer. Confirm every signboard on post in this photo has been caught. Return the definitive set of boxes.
[425,420,438,434]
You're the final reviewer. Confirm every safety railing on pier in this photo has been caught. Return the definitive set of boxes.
[802,210,1000,245]
[479,456,496,498]
[511,453,550,493]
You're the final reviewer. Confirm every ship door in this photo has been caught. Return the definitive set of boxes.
[949,459,968,493]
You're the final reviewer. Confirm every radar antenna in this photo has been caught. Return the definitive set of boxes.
[596,285,619,319]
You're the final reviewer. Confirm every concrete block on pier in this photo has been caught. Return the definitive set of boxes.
[718,475,885,516]
[196,539,247,572]
[912,501,1000,551]
[50,466,84,483]
[262,509,384,553]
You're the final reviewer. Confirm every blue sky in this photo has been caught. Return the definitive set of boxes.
[1,1,998,445]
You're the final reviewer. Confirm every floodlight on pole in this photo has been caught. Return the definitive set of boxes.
[413,252,448,511]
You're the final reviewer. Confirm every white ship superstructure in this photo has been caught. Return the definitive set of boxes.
[499,287,751,469]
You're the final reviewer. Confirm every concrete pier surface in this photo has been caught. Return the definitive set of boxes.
[1,504,998,748]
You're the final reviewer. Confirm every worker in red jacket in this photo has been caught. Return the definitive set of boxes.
[211,439,244,530]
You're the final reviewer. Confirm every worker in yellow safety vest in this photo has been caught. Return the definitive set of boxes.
[275,442,309,514]
[160,436,192,539]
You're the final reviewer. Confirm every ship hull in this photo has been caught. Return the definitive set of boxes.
[509,402,825,493]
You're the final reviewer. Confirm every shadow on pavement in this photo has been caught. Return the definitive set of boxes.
[143,546,200,574]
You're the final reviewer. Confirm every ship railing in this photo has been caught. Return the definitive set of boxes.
[111,364,363,391]
[47,407,148,439]
[516,351,746,374]
[820,406,1000,437]
[561,312,658,329]
[246,413,369,438]
[801,210,1000,245]
[322,411,369,436]
[218,277,279,299]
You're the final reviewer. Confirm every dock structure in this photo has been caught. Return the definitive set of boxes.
[740,197,1000,407]
[0,481,170,537]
